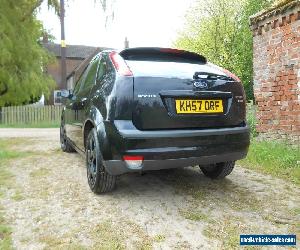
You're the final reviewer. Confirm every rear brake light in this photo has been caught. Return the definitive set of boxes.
[109,51,133,76]
[159,48,183,54]
[123,155,144,169]
[220,68,241,82]
[209,63,241,82]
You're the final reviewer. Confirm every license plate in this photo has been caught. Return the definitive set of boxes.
[175,99,223,114]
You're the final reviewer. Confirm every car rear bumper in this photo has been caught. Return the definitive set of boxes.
[104,151,247,175]
[100,120,250,175]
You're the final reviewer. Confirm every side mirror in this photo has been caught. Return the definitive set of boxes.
[61,89,73,98]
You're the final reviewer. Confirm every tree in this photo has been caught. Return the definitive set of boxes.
[0,0,57,106]
[0,0,114,107]
[175,0,272,100]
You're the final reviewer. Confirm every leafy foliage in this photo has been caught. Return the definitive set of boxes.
[246,103,258,137]
[175,0,272,100]
[0,0,57,107]
[240,140,300,185]
[0,0,115,107]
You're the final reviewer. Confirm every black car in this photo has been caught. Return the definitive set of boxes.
[60,47,250,193]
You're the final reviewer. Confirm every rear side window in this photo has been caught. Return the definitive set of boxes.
[73,65,90,95]
[96,58,107,82]
[81,59,99,90]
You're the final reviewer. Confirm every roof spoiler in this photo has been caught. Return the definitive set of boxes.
[119,47,207,64]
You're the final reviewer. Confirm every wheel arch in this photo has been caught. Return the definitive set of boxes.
[83,106,106,151]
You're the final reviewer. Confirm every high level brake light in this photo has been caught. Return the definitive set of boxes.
[159,48,184,54]
[220,68,241,82]
[109,51,133,76]
[123,155,144,169]
[208,63,241,82]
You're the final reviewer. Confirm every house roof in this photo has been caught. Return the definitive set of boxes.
[250,0,300,25]
[43,43,106,59]
[67,47,102,80]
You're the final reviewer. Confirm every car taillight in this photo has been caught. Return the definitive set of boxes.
[109,51,133,76]
[123,155,144,169]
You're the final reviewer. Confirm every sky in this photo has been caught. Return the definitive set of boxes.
[37,0,195,50]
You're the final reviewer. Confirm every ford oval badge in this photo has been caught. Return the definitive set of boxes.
[193,80,208,89]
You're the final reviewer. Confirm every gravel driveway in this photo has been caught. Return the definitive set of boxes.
[0,129,299,249]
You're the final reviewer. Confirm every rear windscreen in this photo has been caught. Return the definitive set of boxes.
[125,61,225,79]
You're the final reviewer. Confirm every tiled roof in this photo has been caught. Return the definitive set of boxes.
[273,0,297,8]
[43,43,106,59]
[250,0,299,25]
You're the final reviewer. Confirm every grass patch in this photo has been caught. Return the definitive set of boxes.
[0,150,29,161]
[0,138,30,161]
[39,235,87,250]
[163,169,262,212]
[93,221,126,249]
[0,139,32,191]
[0,167,14,193]
[37,189,51,199]
[92,220,153,250]
[262,214,297,226]
[240,140,300,185]
[0,122,60,128]
[203,216,260,250]
[290,207,300,216]
[0,138,34,249]
[11,190,24,201]
[153,234,166,243]
[204,217,241,250]
[179,209,209,222]
[30,168,51,178]
[246,104,257,137]
[0,140,34,190]
[0,206,13,250]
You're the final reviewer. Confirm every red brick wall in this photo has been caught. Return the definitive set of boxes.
[251,5,300,142]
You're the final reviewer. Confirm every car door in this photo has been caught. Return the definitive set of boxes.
[74,57,100,150]
[64,66,87,147]
[66,57,100,150]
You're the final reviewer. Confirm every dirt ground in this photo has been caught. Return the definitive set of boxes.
[0,129,299,249]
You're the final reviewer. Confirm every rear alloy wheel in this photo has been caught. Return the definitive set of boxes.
[60,123,75,153]
[200,161,235,179]
[86,128,116,194]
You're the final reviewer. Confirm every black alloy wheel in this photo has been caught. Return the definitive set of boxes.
[60,123,75,153]
[86,128,116,193]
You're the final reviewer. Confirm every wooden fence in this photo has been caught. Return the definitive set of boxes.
[0,105,63,125]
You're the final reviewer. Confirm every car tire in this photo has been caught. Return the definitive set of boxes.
[60,123,75,153]
[86,128,116,194]
[200,161,235,179]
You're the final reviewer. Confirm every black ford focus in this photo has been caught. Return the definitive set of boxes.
[60,47,250,193]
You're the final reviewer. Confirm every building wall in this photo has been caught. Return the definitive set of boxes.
[251,3,300,143]
[46,58,83,104]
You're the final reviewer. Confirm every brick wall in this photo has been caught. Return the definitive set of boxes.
[250,1,300,143]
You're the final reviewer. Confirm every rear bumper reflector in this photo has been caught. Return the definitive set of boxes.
[123,155,144,169]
